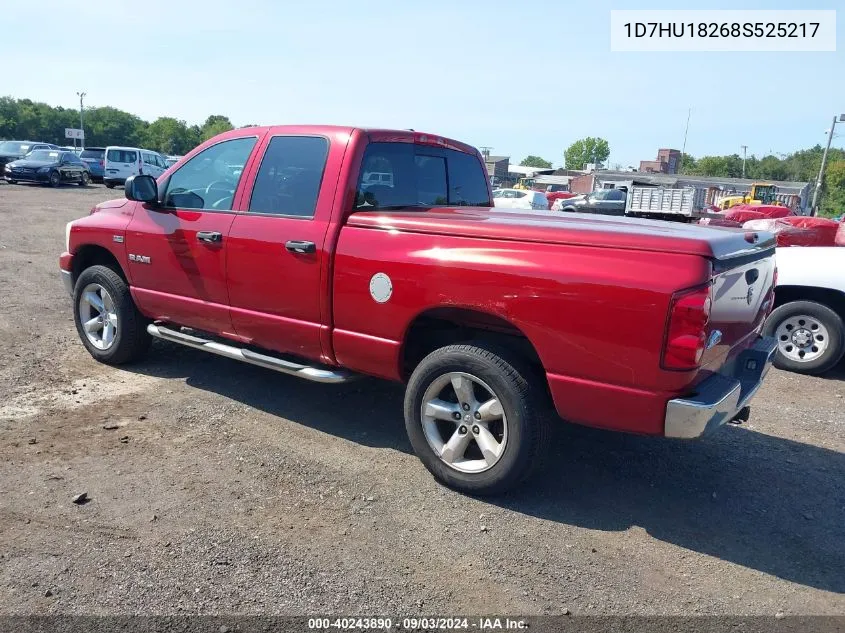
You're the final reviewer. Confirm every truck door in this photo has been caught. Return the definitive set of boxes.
[125,134,262,334]
[225,132,346,363]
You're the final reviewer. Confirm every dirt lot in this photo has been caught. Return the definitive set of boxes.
[0,182,843,617]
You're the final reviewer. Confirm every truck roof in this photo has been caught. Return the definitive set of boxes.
[221,125,480,156]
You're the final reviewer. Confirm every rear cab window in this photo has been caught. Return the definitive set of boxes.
[355,142,490,210]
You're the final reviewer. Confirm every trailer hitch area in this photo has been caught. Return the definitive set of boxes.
[729,405,751,425]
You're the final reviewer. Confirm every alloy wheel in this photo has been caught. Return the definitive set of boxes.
[420,372,508,473]
[78,283,118,350]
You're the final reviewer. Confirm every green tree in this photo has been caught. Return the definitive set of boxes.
[83,106,147,147]
[688,154,744,178]
[820,159,845,218]
[564,137,610,170]
[519,155,552,169]
[680,154,697,173]
[143,117,199,155]
[200,115,234,141]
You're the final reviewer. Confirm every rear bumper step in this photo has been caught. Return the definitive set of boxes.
[147,324,353,384]
[664,336,777,439]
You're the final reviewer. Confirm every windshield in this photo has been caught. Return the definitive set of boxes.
[26,150,60,162]
[0,141,31,154]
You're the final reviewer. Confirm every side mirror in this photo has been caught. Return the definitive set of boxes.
[125,174,158,204]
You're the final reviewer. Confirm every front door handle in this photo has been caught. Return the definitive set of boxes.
[285,240,316,254]
[197,231,222,243]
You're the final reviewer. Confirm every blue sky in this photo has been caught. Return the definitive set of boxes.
[4,0,843,167]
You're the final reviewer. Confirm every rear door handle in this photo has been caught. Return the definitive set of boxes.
[285,240,316,254]
[197,231,222,243]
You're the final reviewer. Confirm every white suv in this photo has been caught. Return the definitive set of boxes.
[103,146,168,188]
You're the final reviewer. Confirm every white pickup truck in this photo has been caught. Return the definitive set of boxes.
[764,247,845,374]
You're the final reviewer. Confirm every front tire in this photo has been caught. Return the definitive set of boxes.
[105,181,115,189]
[49,170,61,187]
[763,300,845,375]
[404,344,549,495]
[78,172,90,186]
[72,265,151,365]
[6,180,16,185]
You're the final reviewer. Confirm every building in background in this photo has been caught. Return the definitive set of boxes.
[639,148,682,174]
[483,152,510,187]
[569,170,811,211]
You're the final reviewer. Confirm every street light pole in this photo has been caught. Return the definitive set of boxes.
[811,114,844,215]
[76,91,86,150]
[741,145,747,179]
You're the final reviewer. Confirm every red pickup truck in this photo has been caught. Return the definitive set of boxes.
[60,125,778,494]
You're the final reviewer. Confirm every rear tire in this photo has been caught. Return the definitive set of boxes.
[72,265,151,365]
[763,300,845,375]
[105,182,115,189]
[404,343,549,495]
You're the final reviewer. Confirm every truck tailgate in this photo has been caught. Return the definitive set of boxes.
[700,244,777,372]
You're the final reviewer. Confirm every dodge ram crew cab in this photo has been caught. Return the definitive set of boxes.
[60,126,778,495]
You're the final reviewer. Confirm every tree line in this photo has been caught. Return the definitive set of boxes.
[2,97,843,216]
[0,96,242,156]
[522,137,845,217]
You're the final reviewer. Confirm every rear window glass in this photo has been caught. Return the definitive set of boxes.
[107,149,137,163]
[80,149,105,159]
[355,143,490,210]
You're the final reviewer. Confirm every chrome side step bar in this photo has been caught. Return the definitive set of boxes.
[147,324,353,384]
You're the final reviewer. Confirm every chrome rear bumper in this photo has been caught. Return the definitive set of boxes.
[664,336,777,439]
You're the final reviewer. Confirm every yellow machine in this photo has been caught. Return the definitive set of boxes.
[513,178,535,190]
[716,183,781,210]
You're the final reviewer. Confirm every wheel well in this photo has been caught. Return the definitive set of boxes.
[72,245,127,285]
[774,285,845,318]
[400,308,544,380]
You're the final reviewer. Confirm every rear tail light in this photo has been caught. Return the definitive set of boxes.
[662,284,712,370]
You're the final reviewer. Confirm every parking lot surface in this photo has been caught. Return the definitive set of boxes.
[1,182,843,616]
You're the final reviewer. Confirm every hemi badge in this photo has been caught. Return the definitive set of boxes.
[113,235,124,243]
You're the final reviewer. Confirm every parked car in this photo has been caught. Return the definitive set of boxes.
[60,125,777,495]
[79,147,107,182]
[764,246,845,375]
[103,146,167,188]
[5,149,90,186]
[0,140,59,171]
[165,155,183,168]
[546,191,578,209]
[559,188,627,215]
[492,188,549,211]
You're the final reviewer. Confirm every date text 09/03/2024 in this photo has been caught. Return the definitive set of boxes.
[307,617,529,630]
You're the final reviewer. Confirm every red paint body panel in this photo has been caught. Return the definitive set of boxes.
[332,227,708,394]
[225,128,353,362]
[125,208,238,334]
[62,124,776,438]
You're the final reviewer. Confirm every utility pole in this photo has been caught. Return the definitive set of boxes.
[679,108,691,175]
[76,91,86,150]
[811,114,844,216]
[741,145,747,179]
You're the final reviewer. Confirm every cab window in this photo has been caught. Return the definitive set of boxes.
[248,136,329,217]
[354,142,491,209]
[163,137,257,211]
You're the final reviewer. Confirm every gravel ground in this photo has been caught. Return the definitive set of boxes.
[0,182,843,617]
